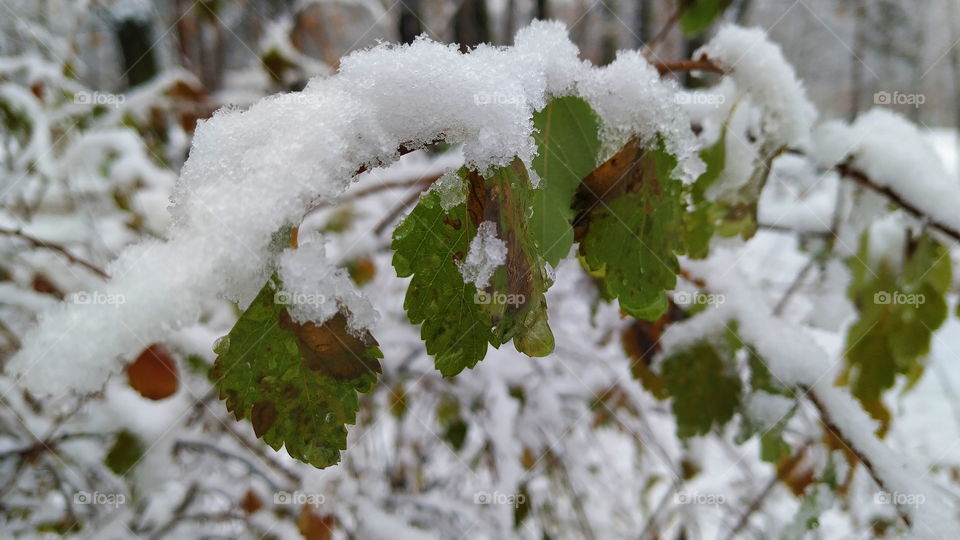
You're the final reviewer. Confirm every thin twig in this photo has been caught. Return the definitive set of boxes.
[803,387,913,528]
[0,228,109,278]
[647,6,685,51]
[653,58,724,76]
[722,441,813,540]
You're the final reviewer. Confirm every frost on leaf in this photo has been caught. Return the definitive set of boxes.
[211,277,382,469]
[530,96,601,266]
[577,138,685,320]
[457,221,507,289]
[842,232,951,433]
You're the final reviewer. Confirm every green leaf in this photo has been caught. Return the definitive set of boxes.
[437,396,469,451]
[843,232,951,416]
[531,97,601,266]
[680,0,731,36]
[661,342,742,438]
[392,186,493,376]
[105,430,144,476]
[683,130,726,259]
[393,160,556,374]
[212,277,381,469]
[466,162,555,356]
[578,140,684,320]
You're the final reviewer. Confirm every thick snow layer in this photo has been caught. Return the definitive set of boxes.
[697,25,817,149]
[816,109,960,235]
[278,236,379,332]
[9,20,703,396]
[457,221,507,289]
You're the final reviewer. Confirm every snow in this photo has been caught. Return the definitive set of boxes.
[10,20,706,396]
[5,11,960,538]
[816,108,960,235]
[278,235,379,333]
[696,25,817,149]
[579,49,705,183]
[457,221,507,289]
[428,169,467,211]
[673,249,960,539]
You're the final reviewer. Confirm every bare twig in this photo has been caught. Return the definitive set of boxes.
[0,228,109,278]
[653,58,724,76]
[803,387,913,527]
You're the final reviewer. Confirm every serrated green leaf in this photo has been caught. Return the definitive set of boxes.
[680,0,731,36]
[392,187,493,376]
[393,160,555,374]
[531,96,601,266]
[578,140,684,320]
[467,162,555,355]
[212,277,381,469]
[661,342,742,438]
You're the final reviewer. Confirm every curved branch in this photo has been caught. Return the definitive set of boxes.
[835,162,960,242]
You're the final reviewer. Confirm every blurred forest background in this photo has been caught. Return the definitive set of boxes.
[3,0,959,126]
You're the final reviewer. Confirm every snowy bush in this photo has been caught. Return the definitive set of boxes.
[3,4,960,539]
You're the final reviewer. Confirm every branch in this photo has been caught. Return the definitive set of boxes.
[802,387,913,525]
[722,441,813,540]
[836,162,960,242]
[0,228,109,278]
[653,58,724,77]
